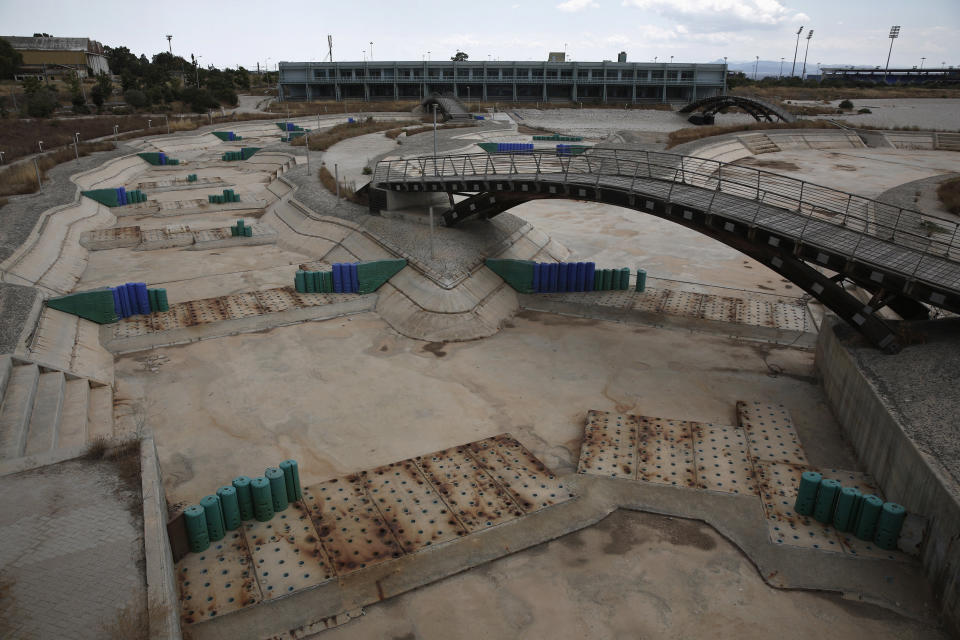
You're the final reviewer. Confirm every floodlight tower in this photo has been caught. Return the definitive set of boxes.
[166,35,172,54]
[885,26,900,83]
[791,25,804,77]
[801,30,814,79]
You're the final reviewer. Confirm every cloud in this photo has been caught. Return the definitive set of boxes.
[622,0,808,30]
[557,0,599,12]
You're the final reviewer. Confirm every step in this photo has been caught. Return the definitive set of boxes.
[58,379,91,449]
[0,364,41,459]
[0,355,11,399]
[87,385,114,442]
[25,371,66,456]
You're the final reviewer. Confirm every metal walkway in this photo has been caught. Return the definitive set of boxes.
[679,95,796,123]
[421,94,473,121]
[373,149,960,351]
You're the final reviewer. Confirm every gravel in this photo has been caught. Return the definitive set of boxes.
[0,282,39,355]
[876,172,960,220]
[513,108,757,139]
[0,144,134,263]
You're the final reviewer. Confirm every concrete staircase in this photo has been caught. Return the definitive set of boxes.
[0,355,113,462]
[740,133,781,155]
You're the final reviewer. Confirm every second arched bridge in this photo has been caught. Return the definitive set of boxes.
[370,149,960,352]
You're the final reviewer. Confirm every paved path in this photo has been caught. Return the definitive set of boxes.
[0,457,146,639]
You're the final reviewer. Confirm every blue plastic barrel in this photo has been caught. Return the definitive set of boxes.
[112,287,122,318]
[532,263,542,292]
[584,262,595,291]
[332,263,343,293]
[349,262,359,293]
[134,283,149,314]
[117,284,131,318]
[575,262,586,291]
[557,262,568,292]
[548,263,559,293]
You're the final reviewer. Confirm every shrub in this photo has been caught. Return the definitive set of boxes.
[937,176,960,215]
[361,166,372,175]
[838,99,854,109]
[25,88,58,117]
[123,89,148,109]
[858,108,872,114]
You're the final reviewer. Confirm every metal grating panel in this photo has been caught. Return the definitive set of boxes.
[468,434,575,512]
[576,410,639,479]
[659,290,705,318]
[150,304,192,332]
[222,292,265,319]
[736,299,775,328]
[244,501,335,599]
[755,460,843,552]
[773,301,808,332]
[180,298,228,326]
[632,288,671,313]
[177,530,260,623]
[636,417,697,488]
[699,296,741,323]
[737,401,808,465]
[693,423,758,495]
[415,446,523,532]
[301,476,402,575]
[254,288,300,314]
[361,460,468,553]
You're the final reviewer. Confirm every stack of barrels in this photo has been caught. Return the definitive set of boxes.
[794,471,907,550]
[183,459,303,554]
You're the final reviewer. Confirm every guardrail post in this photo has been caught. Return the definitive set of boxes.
[645,150,652,178]
[842,193,851,226]
[797,182,804,213]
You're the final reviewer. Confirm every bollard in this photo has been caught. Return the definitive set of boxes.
[232,476,254,521]
[265,466,289,512]
[813,478,841,524]
[279,459,302,501]
[200,494,225,542]
[833,486,862,532]
[251,477,274,522]
[854,494,884,541]
[794,471,822,516]
[184,505,210,553]
[217,486,242,531]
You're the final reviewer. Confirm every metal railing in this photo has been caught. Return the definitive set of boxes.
[374,149,960,283]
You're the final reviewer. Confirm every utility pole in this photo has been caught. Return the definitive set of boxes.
[791,25,804,77]
[885,26,900,84]
[801,30,814,80]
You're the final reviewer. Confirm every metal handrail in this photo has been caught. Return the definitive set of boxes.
[373,149,960,268]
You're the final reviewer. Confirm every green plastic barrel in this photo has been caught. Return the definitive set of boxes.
[184,504,210,553]
[243,226,252,237]
[813,478,841,523]
[232,476,254,521]
[216,486,242,531]
[230,226,238,236]
[295,270,306,293]
[794,471,821,516]
[322,271,333,293]
[610,269,621,290]
[251,476,274,522]
[854,494,884,540]
[602,269,613,290]
[279,459,302,501]
[833,486,861,532]
[874,502,907,550]
[200,494,225,542]
[237,219,244,230]
[265,466,289,512]
[619,268,630,290]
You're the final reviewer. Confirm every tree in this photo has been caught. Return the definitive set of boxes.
[123,88,148,109]
[0,38,23,79]
[451,51,468,62]
[32,33,53,38]
[25,86,58,117]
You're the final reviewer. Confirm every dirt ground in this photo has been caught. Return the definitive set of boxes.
[317,510,946,640]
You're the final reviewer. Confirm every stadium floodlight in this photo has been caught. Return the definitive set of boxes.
[791,25,804,77]
[801,30,814,80]
[885,26,900,82]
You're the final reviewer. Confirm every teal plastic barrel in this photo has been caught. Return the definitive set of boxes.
[610,269,621,290]
[265,466,289,512]
[602,269,613,290]
[200,494,225,542]
[833,486,861,532]
[854,494,884,540]
[232,476,254,521]
[295,270,306,293]
[813,478,841,523]
[619,268,630,290]
[635,269,647,292]
[794,471,822,516]
[216,486,242,531]
[251,477,274,522]
[279,459,302,500]
[184,505,210,553]
[874,502,907,550]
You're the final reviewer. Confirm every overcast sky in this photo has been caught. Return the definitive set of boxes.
[2,0,958,69]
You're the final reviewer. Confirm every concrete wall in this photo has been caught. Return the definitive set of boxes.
[815,319,960,636]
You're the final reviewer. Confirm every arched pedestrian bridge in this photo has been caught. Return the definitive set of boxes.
[372,149,960,352]
[420,94,473,121]
[679,95,795,123]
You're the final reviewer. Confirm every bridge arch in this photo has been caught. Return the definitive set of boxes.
[679,95,796,123]
[372,149,960,352]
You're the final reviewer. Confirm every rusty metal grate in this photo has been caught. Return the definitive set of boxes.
[177,530,260,623]
[176,433,574,627]
[694,423,757,495]
[576,410,639,479]
[637,417,697,488]
[737,401,808,465]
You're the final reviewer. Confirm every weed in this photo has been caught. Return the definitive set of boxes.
[99,598,148,640]
[302,119,419,151]
[0,141,115,197]
[838,99,854,110]
[936,176,960,215]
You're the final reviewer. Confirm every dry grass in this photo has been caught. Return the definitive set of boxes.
[84,434,142,486]
[0,116,155,162]
[318,165,356,199]
[937,176,960,215]
[296,119,419,151]
[0,141,115,197]
[666,119,839,148]
[782,104,844,116]
[267,100,419,115]
[731,85,960,101]
[385,122,475,139]
[480,101,674,111]
[99,599,148,640]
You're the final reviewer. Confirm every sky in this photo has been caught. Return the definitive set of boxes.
[1,0,958,70]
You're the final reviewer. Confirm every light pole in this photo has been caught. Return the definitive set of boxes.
[195,55,203,87]
[920,57,926,71]
[791,25,804,77]
[654,56,657,63]
[370,41,373,60]
[38,140,43,153]
[166,35,173,54]
[754,55,759,80]
[669,55,673,64]
[779,57,784,78]
[801,30,813,80]
[885,26,900,83]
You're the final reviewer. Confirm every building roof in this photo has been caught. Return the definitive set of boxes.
[2,36,105,55]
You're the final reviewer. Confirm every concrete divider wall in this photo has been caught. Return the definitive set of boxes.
[815,319,960,636]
